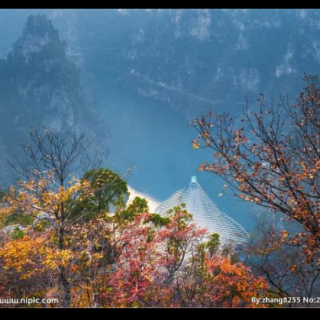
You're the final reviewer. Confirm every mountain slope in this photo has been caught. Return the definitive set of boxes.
[0,14,107,183]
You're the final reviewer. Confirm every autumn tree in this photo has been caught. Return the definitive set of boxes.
[4,126,104,307]
[191,76,320,292]
[88,204,267,308]
[0,187,268,308]
[241,215,320,306]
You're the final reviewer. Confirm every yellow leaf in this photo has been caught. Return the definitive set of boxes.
[192,142,200,149]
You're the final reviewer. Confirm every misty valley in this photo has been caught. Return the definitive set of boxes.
[0,9,319,309]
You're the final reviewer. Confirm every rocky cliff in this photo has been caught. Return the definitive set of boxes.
[0,14,107,184]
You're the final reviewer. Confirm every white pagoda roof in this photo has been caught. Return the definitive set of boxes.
[155,177,249,244]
